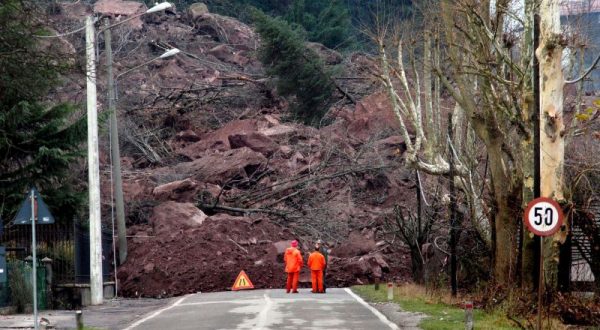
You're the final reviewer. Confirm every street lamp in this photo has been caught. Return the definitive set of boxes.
[85,1,173,306]
[106,45,179,277]
[104,28,178,268]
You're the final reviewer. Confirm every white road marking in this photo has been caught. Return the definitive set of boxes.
[344,288,400,330]
[123,295,187,330]
[256,293,272,330]
[179,299,261,306]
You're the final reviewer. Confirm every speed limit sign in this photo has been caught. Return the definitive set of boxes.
[523,197,564,237]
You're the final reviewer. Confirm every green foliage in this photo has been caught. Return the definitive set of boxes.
[286,0,352,49]
[253,10,334,126]
[8,261,32,313]
[352,285,521,330]
[171,0,414,51]
[0,0,86,223]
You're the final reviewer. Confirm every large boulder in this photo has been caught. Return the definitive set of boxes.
[259,124,296,138]
[188,2,209,20]
[207,45,250,67]
[192,13,257,51]
[272,241,291,255]
[178,120,258,159]
[93,0,147,29]
[164,147,268,185]
[306,42,343,65]
[373,135,407,159]
[175,130,201,142]
[150,201,207,235]
[178,139,229,158]
[152,179,220,203]
[340,252,390,280]
[121,177,155,201]
[330,231,377,258]
[228,132,278,157]
[343,92,411,141]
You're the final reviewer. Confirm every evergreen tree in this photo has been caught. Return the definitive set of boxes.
[309,0,352,50]
[285,0,351,50]
[0,0,86,222]
[253,10,334,126]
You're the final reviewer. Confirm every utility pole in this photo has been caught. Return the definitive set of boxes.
[104,18,127,266]
[85,16,103,305]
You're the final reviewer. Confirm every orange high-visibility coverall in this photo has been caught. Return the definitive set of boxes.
[307,251,326,293]
[284,247,303,292]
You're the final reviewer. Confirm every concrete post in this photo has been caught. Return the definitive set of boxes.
[41,257,52,309]
[104,18,128,266]
[76,310,84,330]
[85,15,103,305]
[464,301,473,330]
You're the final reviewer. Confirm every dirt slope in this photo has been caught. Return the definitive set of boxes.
[47,0,414,297]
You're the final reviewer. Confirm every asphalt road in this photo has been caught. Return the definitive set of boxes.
[123,288,399,330]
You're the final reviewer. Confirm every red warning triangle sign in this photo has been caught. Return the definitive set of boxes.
[232,270,254,291]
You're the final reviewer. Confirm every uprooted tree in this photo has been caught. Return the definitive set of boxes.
[252,9,335,126]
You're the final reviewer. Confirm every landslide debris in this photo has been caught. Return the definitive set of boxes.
[47,1,413,297]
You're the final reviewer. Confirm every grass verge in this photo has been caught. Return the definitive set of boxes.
[351,284,521,330]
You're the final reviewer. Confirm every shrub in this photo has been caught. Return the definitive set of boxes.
[8,261,32,313]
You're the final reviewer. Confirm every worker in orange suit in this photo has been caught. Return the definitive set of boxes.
[307,245,326,293]
[284,240,303,293]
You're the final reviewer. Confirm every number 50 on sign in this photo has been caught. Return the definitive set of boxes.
[523,197,564,237]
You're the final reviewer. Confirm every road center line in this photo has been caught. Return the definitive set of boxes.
[256,293,272,330]
[344,288,400,330]
[123,295,187,330]
[178,299,260,306]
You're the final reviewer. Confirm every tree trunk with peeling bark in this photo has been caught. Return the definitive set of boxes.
[376,22,490,248]
[438,0,534,286]
[520,0,537,291]
[536,0,566,289]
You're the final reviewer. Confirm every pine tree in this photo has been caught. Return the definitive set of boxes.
[309,0,352,50]
[0,0,86,222]
[285,0,351,50]
[253,10,334,126]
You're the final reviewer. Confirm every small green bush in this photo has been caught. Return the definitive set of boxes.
[8,261,32,313]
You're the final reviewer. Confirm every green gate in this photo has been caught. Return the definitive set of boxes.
[1,260,47,311]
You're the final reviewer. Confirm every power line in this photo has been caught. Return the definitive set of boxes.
[34,24,87,38]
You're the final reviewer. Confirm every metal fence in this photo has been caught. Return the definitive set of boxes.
[0,261,46,309]
[0,222,114,285]
[0,221,114,308]
[73,223,114,283]
[1,223,75,284]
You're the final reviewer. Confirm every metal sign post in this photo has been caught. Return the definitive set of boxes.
[13,187,55,330]
[30,190,38,330]
[524,197,564,330]
[537,237,543,330]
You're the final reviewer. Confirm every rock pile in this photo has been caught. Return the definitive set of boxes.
[50,1,414,297]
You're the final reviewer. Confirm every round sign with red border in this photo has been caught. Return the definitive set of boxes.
[523,197,564,237]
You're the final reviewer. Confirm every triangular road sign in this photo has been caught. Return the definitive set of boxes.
[232,270,254,291]
[13,187,55,225]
